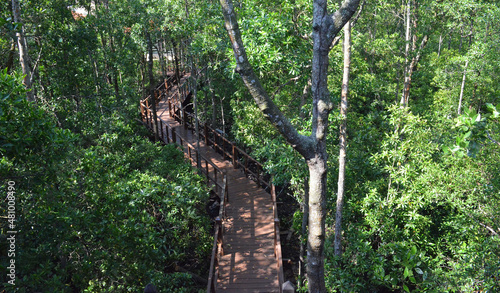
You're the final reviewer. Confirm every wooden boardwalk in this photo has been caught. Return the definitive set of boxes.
[142,74,283,292]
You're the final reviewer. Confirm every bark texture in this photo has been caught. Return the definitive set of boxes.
[219,0,360,291]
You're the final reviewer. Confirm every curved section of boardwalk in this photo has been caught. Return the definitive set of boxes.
[148,76,282,292]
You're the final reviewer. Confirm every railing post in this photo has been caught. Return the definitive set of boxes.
[168,99,172,117]
[214,170,217,192]
[160,120,164,142]
[205,159,209,184]
[232,145,237,169]
[165,124,169,143]
[140,103,145,121]
[172,129,177,144]
[183,109,187,129]
[196,151,200,169]
[245,157,249,177]
[224,172,228,204]
[204,124,208,146]
[257,164,260,187]
[222,138,226,160]
[150,110,154,130]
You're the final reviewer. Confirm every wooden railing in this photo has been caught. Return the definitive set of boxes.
[207,176,227,293]
[140,101,227,198]
[201,123,272,191]
[164,100,272,192]
[141,98,230,293]
[272,183,285,292]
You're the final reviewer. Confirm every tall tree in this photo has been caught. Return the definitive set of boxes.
[334,19,351,257]
[11,0,34,101]
[146,29,159,141]
[400,0,429,107]
[218,0,360,291]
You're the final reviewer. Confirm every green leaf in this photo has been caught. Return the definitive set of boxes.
[410,245,417,256]
[415,267,423,275]
[404,266,409,278]
[403,284,410,293]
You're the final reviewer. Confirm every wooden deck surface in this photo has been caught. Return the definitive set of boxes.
[154,81,280,292]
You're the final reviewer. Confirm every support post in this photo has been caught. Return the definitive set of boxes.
[204,123,208,146]
[165,124,169,143]
[232,145,237,169]
[205,159,210,184]
[183,108,188,129]
[160,120,164,141]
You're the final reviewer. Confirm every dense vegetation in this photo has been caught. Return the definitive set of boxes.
[1,1,212,291]
[1,0,500,292]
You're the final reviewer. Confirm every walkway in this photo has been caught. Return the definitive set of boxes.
[140,74,284,292]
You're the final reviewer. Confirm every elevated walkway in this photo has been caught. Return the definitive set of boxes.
[140,73,284,292]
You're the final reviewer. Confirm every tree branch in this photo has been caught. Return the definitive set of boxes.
[487,130,500,147]
[331,0,365,48]
[324,0,361,46]
[219,0,314,157]
[350,0,366,28]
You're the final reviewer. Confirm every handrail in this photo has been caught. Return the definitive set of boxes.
[140,102,226,197]
[206,176,227,293]
[272,183,285,292]
[201,122,272,191]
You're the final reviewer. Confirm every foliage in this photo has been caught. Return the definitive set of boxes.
[0,69,211,292]
[2,0,500,291]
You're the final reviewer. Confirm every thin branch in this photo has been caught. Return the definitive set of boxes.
[29,46,43,85]
[478,221,500,239]
[350,0,366,29]
[487,130,500,147]
[272,75,301,98]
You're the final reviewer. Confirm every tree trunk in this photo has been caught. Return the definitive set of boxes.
[400,0,411,107]
[109,37,120,98]
[157,38,167,80]
[400,0,428,107]
[458,60,469,115]
[438,34,443,57]
[12,0,34,101]
[298,178,309,289]
[306,155,328,293]
[6,40,16,73]
[171,39,181,83]
[147,31,159,141]
[334,20,351,257]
